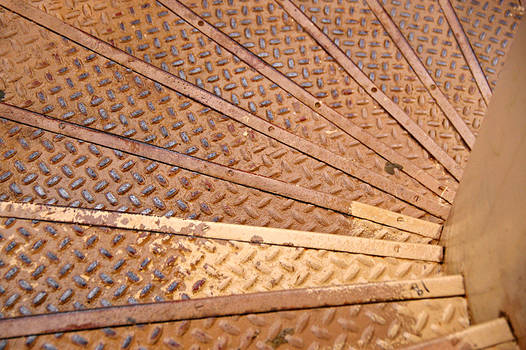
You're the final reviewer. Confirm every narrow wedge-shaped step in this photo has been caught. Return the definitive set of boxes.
[0,2,450,220]
[372,0,491,131]
[0,202,442,318]
[401,318,517,349]
[268,0,463,179]
[1,202,443,248]
[0,276,468,349]
[286,0,475,151]
[174,0,462,186]
[0,109,441,242]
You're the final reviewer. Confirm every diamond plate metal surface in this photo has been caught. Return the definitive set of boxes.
[451,0,522,89]
[0,7,448,220]
[379,0,489,132]
[30,0,459,188]
[294,0,474,162]
[0,118,432,242]
[180,0,462,181]
[0,297,469,349]
[0,0,521,343]
[0,218,441,318]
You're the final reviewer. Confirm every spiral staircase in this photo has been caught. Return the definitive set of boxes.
[0,0,523,348]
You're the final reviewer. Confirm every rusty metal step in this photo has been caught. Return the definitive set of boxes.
[1,202,443,249]
[0,2,451,220]
[450,0,523,91]
[0,202,442,318]
[0,0,522,346]
[0,276,468,348]
[0,116,440,242]
[176,0,465,181]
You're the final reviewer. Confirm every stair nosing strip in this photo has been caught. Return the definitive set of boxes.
[159,0,457,203]
[0,275,464,339]
[0,202,443,260]
[0,103,350,216]
[0,103,446,231]
[0,1,448,218]
[365,0,476,149]
[437,0,493,107]
[277,0,464,181]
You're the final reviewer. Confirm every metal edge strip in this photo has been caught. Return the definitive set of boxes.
[0,202,444,257]
[0,275,464,339]
[276,0,464,180]
[160,0,457,203]
[0,0,448,217]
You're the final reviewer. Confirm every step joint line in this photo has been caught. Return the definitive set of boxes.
[437,0,493,106]
[0,202,444,259]
[365,0,476,149]
[159,0,456,203]
[0,275,464,339]
[0,1,448,218]
[278,0,463,180]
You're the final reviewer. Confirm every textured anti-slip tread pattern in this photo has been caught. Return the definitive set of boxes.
[379,0,489,132]
[180,0,460,185]
[26,0,454,193]
[451,0,522,89]
[0,7,443,220]
[0,218,441,318]
[0,118,431,242]
[0,297,469,349]
[294,0,471,165]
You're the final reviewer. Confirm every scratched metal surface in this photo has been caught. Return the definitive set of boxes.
[0,297,469,349]
[0,118,432,242]
[0,218,441,318]
[0,7,445,220]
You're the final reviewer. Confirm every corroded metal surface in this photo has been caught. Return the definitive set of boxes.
[0,297,469,348]
[158,0,457,202]
[0,276,464,337]
[281,0,471,173]
[0,218,444,319]
[0,0,521,341]
[379,0,490,138]
[438,0,493,105]
[0,118,436,242]
[178,0,463,185]
[23,0,459,200]
[0,6,450,220]
[365,0,476,148]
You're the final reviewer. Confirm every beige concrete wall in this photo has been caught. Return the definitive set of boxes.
[441,18,526,348]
